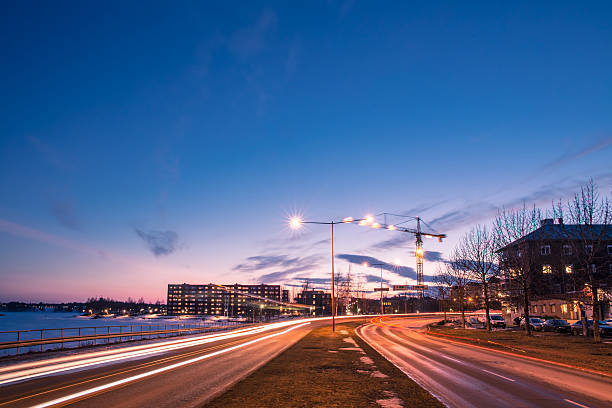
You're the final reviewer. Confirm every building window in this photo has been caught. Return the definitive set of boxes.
[561,304,568,314]
[542,265,552,274]
[563,245,572,256]
[565,265,573,274]
[541,245,551,255]
[541,304,547,313]
[585,245,593,254]
[551,304,556,313]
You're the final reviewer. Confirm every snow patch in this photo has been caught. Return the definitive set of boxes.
[376,391,403,408]
[343,337,359,347]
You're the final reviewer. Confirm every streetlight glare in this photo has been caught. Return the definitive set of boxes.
[371,222,381,229]
[342,217,353,223]
[364,215,374,224]
[387,224,397,231]
[289,216,303,229]
[415,247,424,257]
[362,261,369,267]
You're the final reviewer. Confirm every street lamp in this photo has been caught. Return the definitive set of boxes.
[363,262,386,316]
[289,215,359,332]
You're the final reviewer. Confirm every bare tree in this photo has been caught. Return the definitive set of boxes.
[553,179,611,343]
[433,275,451,322]
[455,224,498,331]
[436,251,471,328]
[493,204,542,336]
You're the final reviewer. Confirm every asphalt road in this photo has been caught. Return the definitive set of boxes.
[357,316,612,408]
[0,319,320,408]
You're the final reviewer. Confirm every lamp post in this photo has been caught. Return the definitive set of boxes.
[290,216,356,332]
[363,262,385,315]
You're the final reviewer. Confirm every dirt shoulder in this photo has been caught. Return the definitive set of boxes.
[203,320,443,408]
[428,325,612,375]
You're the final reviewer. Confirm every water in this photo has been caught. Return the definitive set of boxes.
[0,312,232,357]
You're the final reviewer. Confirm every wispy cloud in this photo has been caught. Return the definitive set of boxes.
[228,9,277,59]
[27,136,74,172]
[370,233,413,250]
[134,228,179,257]
[233,252,324,284]
[49,198,80,230]
[542,136,612,171]
[334,253,437,281]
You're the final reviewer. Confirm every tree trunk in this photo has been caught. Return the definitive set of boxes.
[522,279,531,336]
[460,290,466,328]
[443,298,447,322]
[483,278,491,331]
[593,285,601,343]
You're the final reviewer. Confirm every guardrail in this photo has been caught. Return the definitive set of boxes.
[0,320,251,356]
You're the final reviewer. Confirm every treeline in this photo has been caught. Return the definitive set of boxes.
[84,297,163,313]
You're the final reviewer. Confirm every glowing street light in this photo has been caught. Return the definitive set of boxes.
[287,215,359,332]
[289,216,303,229]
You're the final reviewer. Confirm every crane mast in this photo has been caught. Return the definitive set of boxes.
[415,217,424,303]
[376,213,446,310]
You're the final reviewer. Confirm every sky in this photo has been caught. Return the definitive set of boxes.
[1,1,611,303]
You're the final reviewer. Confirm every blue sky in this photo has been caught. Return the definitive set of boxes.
[1,1,611,302]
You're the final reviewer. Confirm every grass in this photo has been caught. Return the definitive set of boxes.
[428,325,612,374]
[203,321,443,408]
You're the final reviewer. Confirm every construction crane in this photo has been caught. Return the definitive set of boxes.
[372,213,446,303]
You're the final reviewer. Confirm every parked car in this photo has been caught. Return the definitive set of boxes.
[571,320,612,337]
[520,317,545,331]
[467,316,484,328]
[489,315,506,329]
[542,319,571,333]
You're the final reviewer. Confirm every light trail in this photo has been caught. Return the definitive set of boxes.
[28,322,311,408]
[0,320,302,386]
[0,314,389,387]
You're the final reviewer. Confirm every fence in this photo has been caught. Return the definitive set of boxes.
[0,320,250,356]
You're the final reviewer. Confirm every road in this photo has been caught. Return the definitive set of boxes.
[357,316,612,408]
[0,319,320,408]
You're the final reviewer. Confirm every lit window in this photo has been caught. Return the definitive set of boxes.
[542,265,552,274]
[565,265,572,274]
[561,304,568,313]
[541,245,551,255]
[551,304,556,313]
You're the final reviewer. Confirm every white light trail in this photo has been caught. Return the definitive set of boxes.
[28,322,310,408]
[1,321,298,386]
[1,314,383,387]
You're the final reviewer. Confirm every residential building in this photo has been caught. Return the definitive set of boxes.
[167,283,281,316]
[296,290,331,316]
[496,218,612,320]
